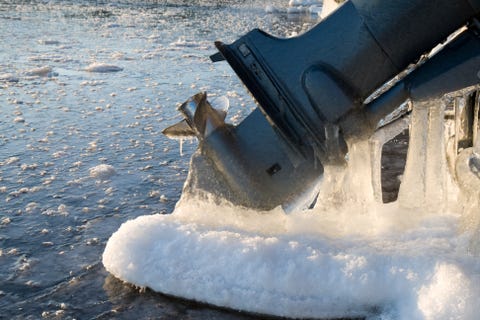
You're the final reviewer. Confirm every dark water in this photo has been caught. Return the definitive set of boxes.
[0,1,323,318]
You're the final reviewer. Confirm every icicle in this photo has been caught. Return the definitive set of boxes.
[398,99,448,212]
[369,114,410,202]
[179,137,184,156]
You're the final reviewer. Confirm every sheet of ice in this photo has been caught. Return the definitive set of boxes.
[103,198,480,320]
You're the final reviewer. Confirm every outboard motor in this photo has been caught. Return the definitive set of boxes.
[164,0,480,210]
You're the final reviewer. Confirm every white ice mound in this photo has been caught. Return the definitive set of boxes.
[103,201,480,319]
[89,164,116,180]
[85,62,123,73]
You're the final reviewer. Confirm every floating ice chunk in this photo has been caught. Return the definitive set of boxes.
[0,157,20,166]
[25,202,39,213]
[265,5,281,13]
[89,164,116,180]
[111,52,133,60]
[0,73,19,83]
[0,157,20,165]
[25,66,54,77]
[38,39,61,45]
[170,37,197,48]
[309,5,323,15]
[57,204,69,216]
[80,80,106,86]
[287,6,304,14]
[288,0,323,13]
[86,237,100,246]
[1,217,11,225]
[84,63,123,73]
[289,0,322,5]
[28,54,75,63]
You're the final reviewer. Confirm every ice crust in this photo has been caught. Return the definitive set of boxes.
[103,198,480,320]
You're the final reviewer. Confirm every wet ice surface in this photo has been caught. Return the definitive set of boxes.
[0,1,319,318]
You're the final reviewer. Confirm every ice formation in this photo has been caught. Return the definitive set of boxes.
[103,199,479,319]
[104,89,480,319]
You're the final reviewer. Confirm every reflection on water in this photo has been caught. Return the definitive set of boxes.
[0,0,320,318]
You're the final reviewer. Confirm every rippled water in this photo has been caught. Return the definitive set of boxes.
[0,1,320,318]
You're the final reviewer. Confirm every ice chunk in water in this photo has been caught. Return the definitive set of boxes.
[84,63,123,73]
[25,66,54,77]
[89,164,116,180]
[0,73,19,83]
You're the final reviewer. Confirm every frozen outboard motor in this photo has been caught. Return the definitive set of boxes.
[164,0,480,210]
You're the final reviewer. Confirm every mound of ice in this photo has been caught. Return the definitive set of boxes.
[85,63,123,73]
[89,164,116,180]
[103,199,480,319]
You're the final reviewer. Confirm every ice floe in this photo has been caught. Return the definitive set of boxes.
[25,66,55,77]
[89,164,116,180]
[0,73,19,83]
[84,63,123,73]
